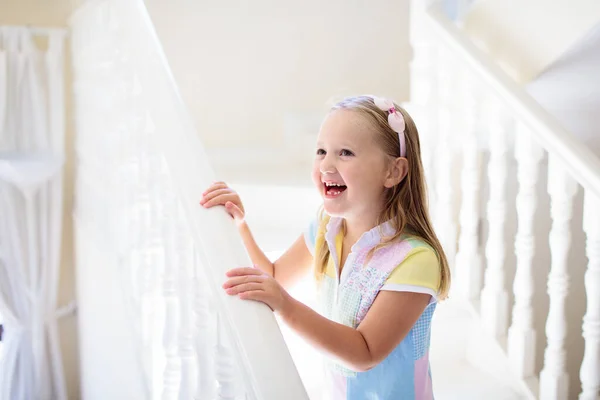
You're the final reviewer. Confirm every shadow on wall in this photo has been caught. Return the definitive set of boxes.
[527,22,600,157]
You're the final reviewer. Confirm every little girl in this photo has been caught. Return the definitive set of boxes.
[200,95,450,400]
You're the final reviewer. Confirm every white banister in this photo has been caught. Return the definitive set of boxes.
[215,313,239,400]
[579,192,600,400]
[177,211,196,400]
[162,195,181,400]
[480,102,510,338]
[137,140,159,392]
[539,156,578,400]
[141,249,157,389]
[417,3,600,399]
[455,74,483,301]
[507,124,544,379]
[424,5,600,200]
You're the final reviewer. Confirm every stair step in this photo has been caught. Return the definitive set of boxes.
[432,360,526,400]
[431,300,528,399]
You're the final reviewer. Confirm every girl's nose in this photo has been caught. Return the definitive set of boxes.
[320,158,336,175]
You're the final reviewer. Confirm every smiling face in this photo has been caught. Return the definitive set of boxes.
[312,109,396,224]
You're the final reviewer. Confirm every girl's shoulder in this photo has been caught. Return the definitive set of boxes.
[380,235,441,297]
[397,233,435,251]
[378,232,436,258]
[373,234,437,267]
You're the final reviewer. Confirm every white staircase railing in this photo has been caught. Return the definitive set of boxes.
[69,0,308,399]
[409,1,600,399]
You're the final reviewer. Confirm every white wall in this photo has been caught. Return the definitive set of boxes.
[144,0,412,152]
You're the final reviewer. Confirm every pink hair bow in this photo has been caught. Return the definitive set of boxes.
[373,97,406,157]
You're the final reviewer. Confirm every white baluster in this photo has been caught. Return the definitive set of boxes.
[539,156,578,400]
[579,192,600,400]
[408,1,437,208]
[139,244,157,384]
[507,125,544,378]
[480,104,510,337]
[139,146,156,371]
[454,76,482,300]
[216,313,238,400]
[177,206,197,400]
[161,193,180,400]
[434,47,457,270]
[194,249,216,400]
[161,263,180,400]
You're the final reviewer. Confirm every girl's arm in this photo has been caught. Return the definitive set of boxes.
[201,182,313,289]
[224,265,431,372]
[238,222,313,289]
[281,290,430,372]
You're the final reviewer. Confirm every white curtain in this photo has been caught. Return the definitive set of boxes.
[0,26,68,400]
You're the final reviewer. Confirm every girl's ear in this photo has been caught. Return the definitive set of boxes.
[384,157,409,188]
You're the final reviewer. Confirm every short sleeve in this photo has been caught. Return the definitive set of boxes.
[304,216,319,256]
[380,246,441,301]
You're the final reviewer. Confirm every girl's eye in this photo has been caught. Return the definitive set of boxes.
[340,149,354,156]
[316,148,326,156]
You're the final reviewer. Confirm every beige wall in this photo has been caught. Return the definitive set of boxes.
[145,0,411,149]
[0,0,73,26]
[0,1,80,399]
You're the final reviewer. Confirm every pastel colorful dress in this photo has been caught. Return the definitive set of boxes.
[304,215,441,400]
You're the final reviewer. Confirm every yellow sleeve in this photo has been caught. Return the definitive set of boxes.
[380,246,441,300]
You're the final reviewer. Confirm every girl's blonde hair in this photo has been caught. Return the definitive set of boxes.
[315,95,451,300]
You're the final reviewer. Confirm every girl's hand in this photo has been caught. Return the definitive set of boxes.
[200,181,245,225]
[222,267,294,315]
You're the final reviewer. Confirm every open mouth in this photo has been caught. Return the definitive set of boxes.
[323,181,347,197]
